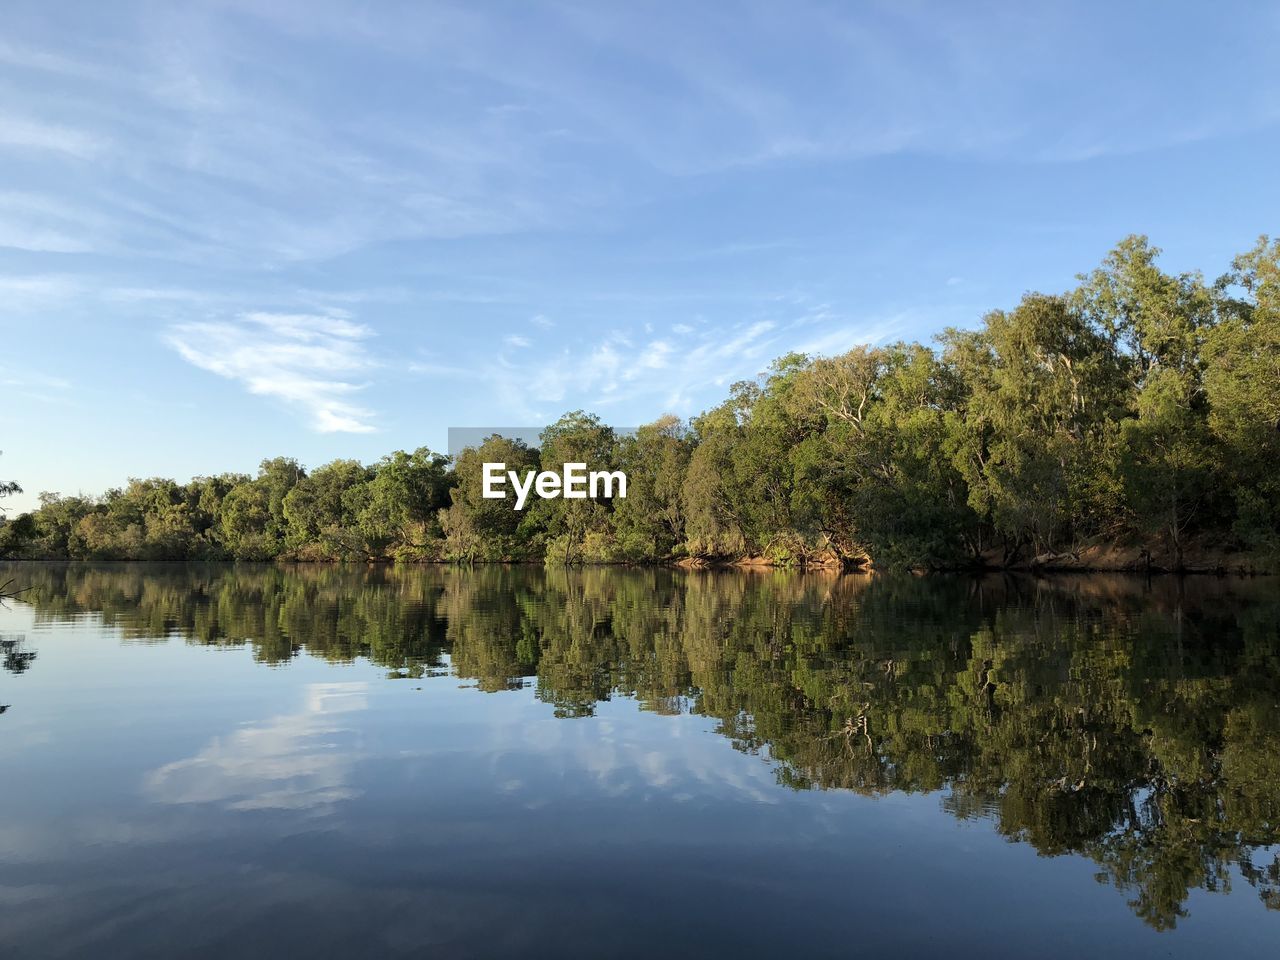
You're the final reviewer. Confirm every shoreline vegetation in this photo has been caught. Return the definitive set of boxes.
[2,235,1278,574]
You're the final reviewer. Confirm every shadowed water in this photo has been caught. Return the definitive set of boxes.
[1,562,1277,957]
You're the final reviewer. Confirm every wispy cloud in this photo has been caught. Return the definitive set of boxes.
[0,363,74,406]
[408,359,476,378]
[0,191,116,254]
[164,311,379,432]
[101,285,234,304]
[0,39,97,77]
[470,307,896,421]
[0,114,102,157]
[1,2,1275,272]
[0,273,82,307]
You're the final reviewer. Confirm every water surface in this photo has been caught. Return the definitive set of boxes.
[1,563,1277,957]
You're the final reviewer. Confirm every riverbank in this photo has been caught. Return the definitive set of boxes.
[675,539,1276,575]
[3,527,1275,575]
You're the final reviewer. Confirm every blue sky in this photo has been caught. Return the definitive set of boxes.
[2,1,1278,511]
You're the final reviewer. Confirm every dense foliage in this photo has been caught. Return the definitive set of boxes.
[9,562,1280,929]
[3,236,1278,569]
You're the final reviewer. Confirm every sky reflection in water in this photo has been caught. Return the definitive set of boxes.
[0,563,1277,958]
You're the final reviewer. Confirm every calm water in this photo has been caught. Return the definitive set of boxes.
[1,563,1277,958]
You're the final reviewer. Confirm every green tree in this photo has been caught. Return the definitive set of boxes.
[941,294,1129,560]
[535,411,619,564]
[800,343,976,568]
[611,415,692,561]
[1075,236,1218,565]
[257,456,306,545]
[219,481,276,560]
[440,435,542,562]
[1206,237,1280,557]
[282,459,374,559]
[356,448,451,559]
[681,391,750,558]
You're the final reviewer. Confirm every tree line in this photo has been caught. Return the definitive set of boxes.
[2,235,1278,570]
[10,561,1280,928]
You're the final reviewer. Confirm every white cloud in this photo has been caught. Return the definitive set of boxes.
[504,334,532,348]
[165,310,379,432]
[635,339,672,371]
[530,314,554,328]
[243,310,371,342]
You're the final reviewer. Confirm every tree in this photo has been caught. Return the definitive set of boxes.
[611,415,692,561]
[27,492,95,558]
[1075,236,1218,565]
[0,451,19,516]
[0,454,27,561]
[257,456,306,546]
[440,435,541,562]
[797,343,976,568]
[535,411,620,564]
[941,294,1128,560]
[682,391,750,558]
[282,459,373,559]
[219,482,276,560]
[356,448,452,559]
[1206,237,1280,557]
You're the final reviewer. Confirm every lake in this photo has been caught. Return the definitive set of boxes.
[0,562,1277,957]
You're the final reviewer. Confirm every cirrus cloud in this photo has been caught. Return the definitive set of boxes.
[164,311,379,432]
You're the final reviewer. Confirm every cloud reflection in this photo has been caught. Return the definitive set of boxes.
[145,682,368,814]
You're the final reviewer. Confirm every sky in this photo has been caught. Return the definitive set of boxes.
[2,0,1278,512]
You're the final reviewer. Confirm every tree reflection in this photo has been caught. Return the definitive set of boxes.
[6,561,1279,928]
[1,632,37,718]
[1,634,36,675]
